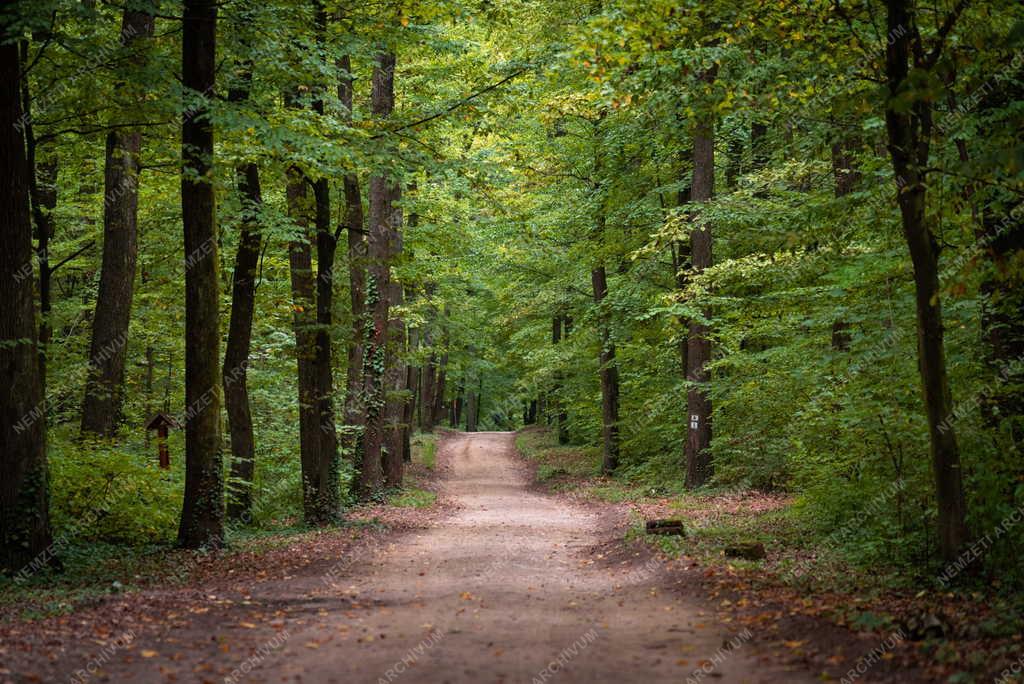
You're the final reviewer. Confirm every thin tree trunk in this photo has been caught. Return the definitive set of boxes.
[28,151,57,383]
[360,50,398,495]
[591,265,619,473]
[432,306,450,427]
[177,0,224,550]
[81,8,155,437]
[684,74,716,488]
[420,343,436,431]
[403,322,419,463]
[1,31,52,575]
[223,55,262,522]
[551,315,568,444]
[883,0,967,561]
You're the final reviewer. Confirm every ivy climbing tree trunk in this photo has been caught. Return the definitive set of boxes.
[177,0,224,550]
[1,30,52,575]
[360,50,398,495]
[223,56,262,522]
[684,71,716,489]
[883,0,968,561]
[81,7,155,437]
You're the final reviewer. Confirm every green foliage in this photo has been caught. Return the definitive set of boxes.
[15,0,1024,593]
[387,488,437,508]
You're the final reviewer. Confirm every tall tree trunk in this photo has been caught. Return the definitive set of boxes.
[338,53,367,466]
[684,78,716,489]
[591,265,620,473]
[223,55,262,522]
[18,47,59,388]
[177,0,224,550]
[308,0,340,524]
[285,167,322,521]
[360,50,398,495]
[312,175,340,521]
[883,0,967,561]
[224,160,261,521]
[1,30,52,575]
[81,8,155,437]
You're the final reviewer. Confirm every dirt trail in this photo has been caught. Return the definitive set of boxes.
[9,432,821,683]
[243,431,814,683]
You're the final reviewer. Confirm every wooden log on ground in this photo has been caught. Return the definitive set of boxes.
[724,542,766,560]
[645,519,685,536]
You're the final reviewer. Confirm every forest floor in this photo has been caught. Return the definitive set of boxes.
[0,430,1011,683]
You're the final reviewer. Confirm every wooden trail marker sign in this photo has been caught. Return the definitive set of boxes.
[145,412,179,469]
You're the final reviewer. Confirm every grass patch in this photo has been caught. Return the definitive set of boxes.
[515,428,602,486]
[387,488,437,509]
[411,433,437,470]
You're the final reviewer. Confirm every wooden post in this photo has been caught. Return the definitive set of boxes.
[146,413,179,469]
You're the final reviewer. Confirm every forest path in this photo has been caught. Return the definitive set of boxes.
[239,431,815,683]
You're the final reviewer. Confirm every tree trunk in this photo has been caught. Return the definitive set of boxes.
[224,161,261,521]
[1,31,52,575]
[29,151,57,384]
[465,388,478,432]
[382,276,406,487]
[452,385,464,429]
[420,347,437,431]
[360,50,398,495]
[306,0,339,523]
[177,0,224,550]
[337,52,367,466]
[81,8,155,437]
[312,175,340,522]
[883,0,967,561]
[285,166,323,522]
[223,56,261,522]
[403,323,419,463]
[432,308,450,427]
[684,84,716,489]
[551,315,569,444]
[591,265,620,473]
